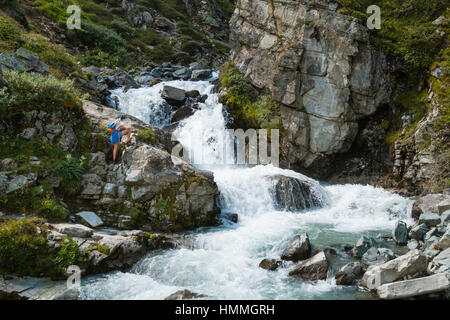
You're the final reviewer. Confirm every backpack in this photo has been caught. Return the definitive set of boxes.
[107,121,120,134]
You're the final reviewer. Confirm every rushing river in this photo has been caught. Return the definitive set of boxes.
[79,74,414,300]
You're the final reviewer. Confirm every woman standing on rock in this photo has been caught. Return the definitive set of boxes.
[108,114,132,163]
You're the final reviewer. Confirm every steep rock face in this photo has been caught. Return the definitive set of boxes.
[229,0,395,174]
[76,101,221,232]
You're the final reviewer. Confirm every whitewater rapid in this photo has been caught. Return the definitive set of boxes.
[80,73,414,300]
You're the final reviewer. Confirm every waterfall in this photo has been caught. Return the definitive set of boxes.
[80,73,414,300]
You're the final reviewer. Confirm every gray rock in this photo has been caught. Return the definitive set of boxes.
[272,175,324,211]
[80,174,104,200]
[334,262,364,285]
[161,85,186,107]
[419,213,442,227]
[75,211,104,228]
[441,210,450,224]
[362,247,396,269]
[1,158,17,171]
[288,251,329,281]
[189,62,208,70]
[392,221,408,245]
[164,289,207,300]
[171,106,195,123]
[432,16,447,26]
[425,236,441,249]
[377,273,450,300]
[259,259,282,271]
[352,236,379,258]
[1,173,37,194]
[173,67,192,80]
[280,233,311,262]
[428,248,450,274]
[438,228,450,250]
[190,69,212,81]
[361,249,427,289]
[409,223,429,241]
[53,223,94,238]
[438,199,450,215]
[407,239,420,250]
[223,213,238,223]
[19,127,36,140]
[424,227,439,242]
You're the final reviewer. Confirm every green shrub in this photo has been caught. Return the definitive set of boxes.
[0,218,52,276]
[36,194,68,222]
[54,154,87,196]
[150,41,174,62]
[111,20,136,39]
[52,237,87,270]
[0,70,81,117]
[136,129,156,145]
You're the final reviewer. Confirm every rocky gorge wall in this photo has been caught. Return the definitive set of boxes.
[228,0,397,176]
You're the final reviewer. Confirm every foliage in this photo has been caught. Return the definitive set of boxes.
[136,129,156,145]
[36,194,67,222]
[52,237,87,269]
[0,70,81,117]
[0,218,51,276]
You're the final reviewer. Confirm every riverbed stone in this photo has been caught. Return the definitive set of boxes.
[428,248,450,274]
[161,85,186,107]
[438,228,450,250]
[280,233,311,262]
[52,223,94,238]
[259,259,282,271]
[438,199,450,214]
[361,249,428,289]
[392,221,408,245]
[164,289,207,300]
[288,251,329,281]
[377,273,450,300]
[352,236,379,258]
[419,213,441,227]
[361,247,396,269]
[334,262,364,285]
[75,211,104,228]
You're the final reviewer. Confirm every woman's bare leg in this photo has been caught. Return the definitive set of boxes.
[113,143,119,161]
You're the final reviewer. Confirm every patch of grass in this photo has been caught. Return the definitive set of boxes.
[136,129,156,145]
[0,70,82,118]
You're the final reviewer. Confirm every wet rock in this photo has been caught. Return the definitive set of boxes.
[185,90,201,98]
[409,223,429,241]
[377,273,450,300]
[223,213,238,223]
[76,211,104,228]
[272,175,324,211]
[392,221,408,245]
[419,213,441,227]
[352,236,379,258]
[441,210,450,224]
[191,69,212,81]
[171,106,195,123]
[259,259,282,271]
[288,251,329,281]
[334,262,364,285]
[280,233,311,262]
[412,194,448,220]
[165,289,207,300]
[424,227,439,242]
[173,67,192,80]
[361,247,396,269]
[361,249,427,289]
[161,85,186,107]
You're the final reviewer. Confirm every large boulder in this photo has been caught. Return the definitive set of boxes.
[361,247,396,269]
[0,48,49,74]
[377,273,450,300]
[161,85,186,107]
[361,249,428,289]
[419,213,442,227]
[272,175,324,211]
[288,251,329,281]
[75,211,104,228]
[52,224,94,238]
[392,221,408,246]
[351,236,379,258]
[280,233,311,262]
[229,0,395,174]
[409,223,429,241]
[428,248,450,274]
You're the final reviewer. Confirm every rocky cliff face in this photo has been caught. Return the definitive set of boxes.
[229,0,397,175]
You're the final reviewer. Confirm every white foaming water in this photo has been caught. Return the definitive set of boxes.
[80,74,414,300]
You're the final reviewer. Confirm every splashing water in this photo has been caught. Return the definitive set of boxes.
[80,73,414,300]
